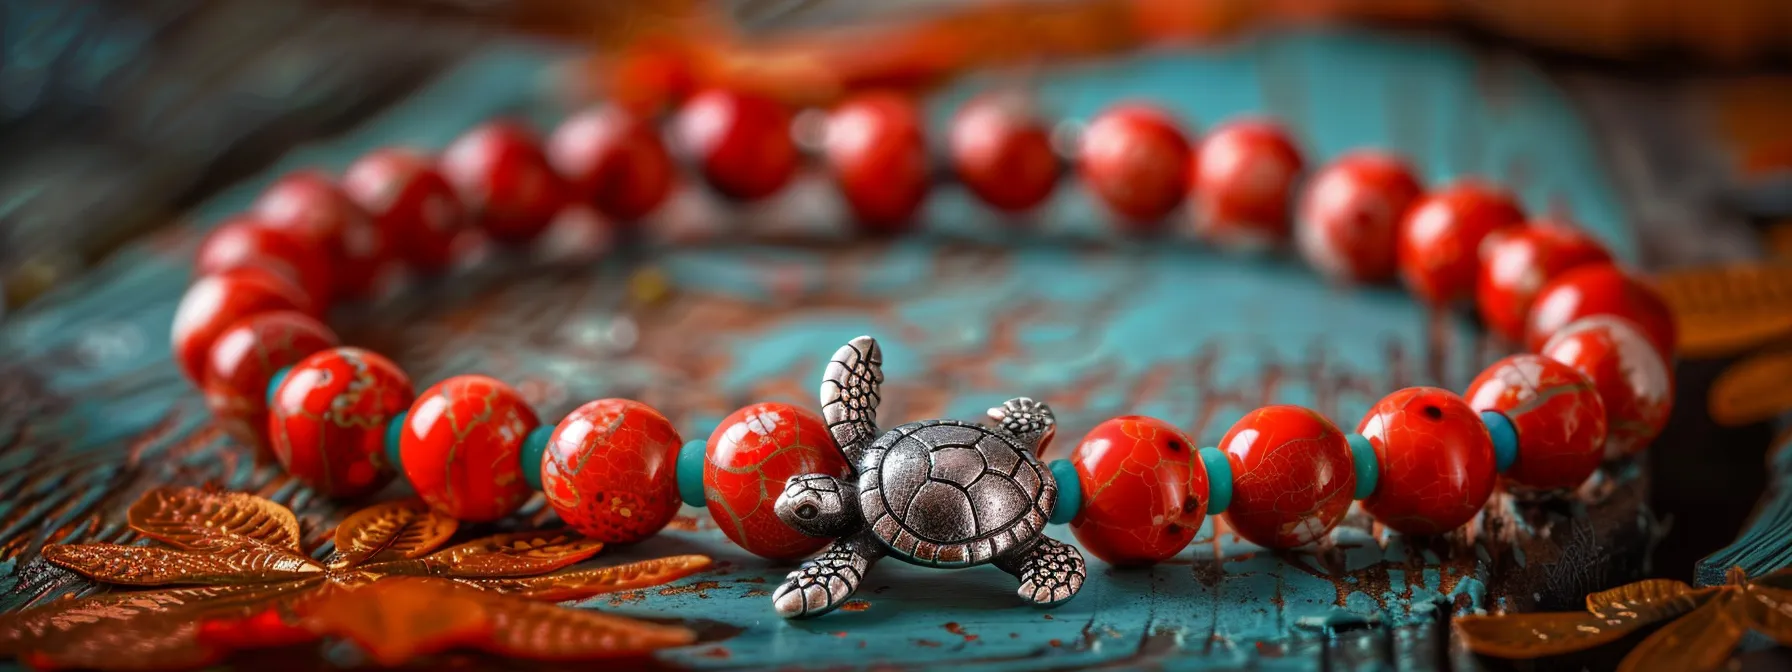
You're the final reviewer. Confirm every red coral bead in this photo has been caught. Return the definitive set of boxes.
[439,122,567,244]
[547,105,676,224]
[1540,317,1674,458]
[203,311,339,455]
[1295,150,1423,283]
[1191,118,1305,248]
[1078,104,1193,230]
[269,347,413,497]
[1220,406,1355,548]
[344,148,469,272]
[825,92,931,233]
[195,217,333,311]
[705,402,851,560]
[252,171,385,300]
[400,375,541,521]
[1475,224,1612,343]
[674,88,798,201]
[1464,354,1607,490]
[542,398,685,543]
[1525,263,1677,358]
[172,267,317,384]
[1357,387,1496,535]
[949,92,1058,213]
[1396,180,1525,305]
[1067,416,1208,565]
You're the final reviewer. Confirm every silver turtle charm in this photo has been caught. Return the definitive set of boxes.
[771,335,1087,619]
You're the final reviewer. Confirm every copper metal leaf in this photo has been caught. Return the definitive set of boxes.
[1585,579,1707,619]
[332,500,457,568]
[0,579,320,662]
[1617,596,1745,672]
[127,488,304,555]
[1455,612,1644,658]
[1734,585,1792,646]
[414,531,604,578]
[43,544,322,586]
[1652,263,1792,358]
[297,577,494,667]
[459,555,714,602]
[481,598,695,660]
[1710,349,1792,426]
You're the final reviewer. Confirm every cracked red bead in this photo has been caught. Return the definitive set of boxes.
[1464,354,1607,490]
[1220,405,1355,549]
[1357,387,1496,535]
[1540,316,1673,459]
[542,398,685,543]
[825,92,931,233]
[252,170,385,300]
[1193,118,1304,248]
[675,88,798,201]
[949,92,1057,213]
[172,267,317,384]
[269,347,412,497]
[1079,104,1192,230]
[195,217,333,312]
[1397,180,1525,305]
[400,374,541,521]
[547,105,676,224]
[1475,224,1612,344]
[439,121,567,244]
[345,148,468,272]
[1295,150,1423,283]
[1067,416,1208,565]
[1525,262,1677,359]
[203,311,338,455]
[705,402,851,560]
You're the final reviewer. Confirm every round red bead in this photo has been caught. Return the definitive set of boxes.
[1067,416,1208,565]
[172,267,316,383]
[344,148,468,272]
[400,375,541,521]
[1463,354,1607,490]
[203,311,339,455]
[1220,405,1355,549]
[1078,104,1193,230]
[547,105,676,224]
[1525,263,1677,358]
[825,92,931,233]
[439,122,567,244]
[1191,118,1305,248]
[1357,387,1497,535]
[195,217,333,311]
[705,402,851,560]
[949,92,1058,213]
[1540,317,1674,458]
[1295,150,1423,283]
[674,88,798,201]
[269,347,412,497]
[1397,180,1525,305]
[252,170,385,300]
[542,398,685,543]
[1475,224,1612,343]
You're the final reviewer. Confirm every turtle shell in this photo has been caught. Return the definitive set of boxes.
[858,419,1056,568]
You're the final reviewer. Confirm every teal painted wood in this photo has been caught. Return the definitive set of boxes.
[0,29,1654,670]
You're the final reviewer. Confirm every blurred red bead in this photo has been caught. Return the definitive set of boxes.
[542,398,685,543]
[1295,150,1423,283]
[674,88,798,201]
[440,122,567,244]
[1192,118,1305,248]
[1220,405,1355,549]
[195,217,333,311]
[1067,416,1208,565]
[401,375,541,521]
[1357,387,1497,535]
[1464,354,1607,490]
[949,92,1058,213]
[269,347,412,497]
[1525,263,1677,358]
[344,148,468,271]
[547,105,676,224]
[252,170,385,299]
[172,267,317,384]
[203,311,339,456]
[1397,180,1525,305]
[1540,317,1674,458]
[1078,104,1193,230]
[1475,224,1612,343]
[705,402,851,560]
[825,92,931,233]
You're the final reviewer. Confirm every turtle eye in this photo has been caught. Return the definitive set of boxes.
[796,503,819,520]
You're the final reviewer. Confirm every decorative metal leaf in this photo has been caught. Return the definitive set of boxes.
[0,579,319,666]
[1585,578,1704,618]
[1456,612,1646,658]
[1734,585,1792,645]
[1709,349,1792,426]
[127,488,304,555]
[403,531,604,578]
[459,554,714,602]
[482,598,695,660]
[1652,263,1792,358]
[1617,596,1744,672]
[297,577,495,666]
[331,500,457,568]
[43,544,322,586]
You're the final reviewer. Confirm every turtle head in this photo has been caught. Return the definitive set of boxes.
[775,473,859,538]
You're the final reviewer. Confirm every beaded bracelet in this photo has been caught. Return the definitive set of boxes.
[169,86,1678,620]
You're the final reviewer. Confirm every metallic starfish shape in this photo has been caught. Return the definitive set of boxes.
[0,487,712,670]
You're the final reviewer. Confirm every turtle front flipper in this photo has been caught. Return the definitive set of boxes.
[995,536,1086,607]
[987,397,1056,453]
[820,335,884,467]
[772,533,883,619]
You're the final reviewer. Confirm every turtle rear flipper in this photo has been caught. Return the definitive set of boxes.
[820,335,884,468]
[996,537,1086,607]
[773,534,882,619]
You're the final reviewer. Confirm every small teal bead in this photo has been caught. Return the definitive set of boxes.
[384,410,408,480]
[1347,433,1379,500]
[521,425,554,491]
[267,366,292,406]
[1198,446,1233,515]
[1483,410,1519,473]
[1048,459,1080,525]
[677,439,708,508]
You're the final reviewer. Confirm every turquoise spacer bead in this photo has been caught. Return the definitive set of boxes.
[677,439,708,508]
[1347,433,1379,500]
[267,365,292,406]
[1048,459,1080,525]
[1198,446,1233,515]
[383,410,408,479]
[520,425,554,491]
[1482,410,1520,473]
